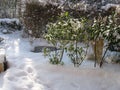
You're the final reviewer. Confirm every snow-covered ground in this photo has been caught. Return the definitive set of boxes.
[0,31,120,90]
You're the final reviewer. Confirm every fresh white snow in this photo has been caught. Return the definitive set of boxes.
[0,31,120,90]
[0,18,20,25]
[101,3,120,11]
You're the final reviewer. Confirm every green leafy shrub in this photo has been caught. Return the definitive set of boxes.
[103,14,120,52]
[44,12,88,67]
[86,13,120,67]
[44,11,120,67]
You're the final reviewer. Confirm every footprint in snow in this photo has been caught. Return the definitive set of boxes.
[7,76,18,82]
[13,86,28,90]
[15,71,28,77]
[27,82,34,88]
[70,82,79,88]
[26,66,34,74]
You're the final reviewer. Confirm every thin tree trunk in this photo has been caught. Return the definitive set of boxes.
[60,48,64,62]
[94,40,97,67]
[75,40,78,67]
[18,0,22,18]
[14,0,18,18]
[100,47,108,67]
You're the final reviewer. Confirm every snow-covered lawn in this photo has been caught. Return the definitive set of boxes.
[0,31,120,90]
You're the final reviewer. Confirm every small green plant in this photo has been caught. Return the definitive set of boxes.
[44,12,70,65]
[66,16,88,67]
[44,48,64,65]
[102,13,120,63]
[87,15,106,67]
[103,14,120,50]
[44,12,88,67]
[67,43,88,67]
[86,13,120,67]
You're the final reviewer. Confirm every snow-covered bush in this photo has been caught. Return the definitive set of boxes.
[103,13,120,52]
[86,13,120,67]
[23,1,61,38]
[0,18,22,34]
[44,12,88,66]
[45,11,118,67]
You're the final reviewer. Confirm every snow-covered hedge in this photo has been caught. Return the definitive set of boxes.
[0,18,22,34]
[23,1,61,38]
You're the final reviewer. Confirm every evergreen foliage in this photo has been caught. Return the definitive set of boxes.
[44,12,88,67]
[44,11,120,67]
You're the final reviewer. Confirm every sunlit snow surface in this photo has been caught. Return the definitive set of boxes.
[0,31,120,90]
